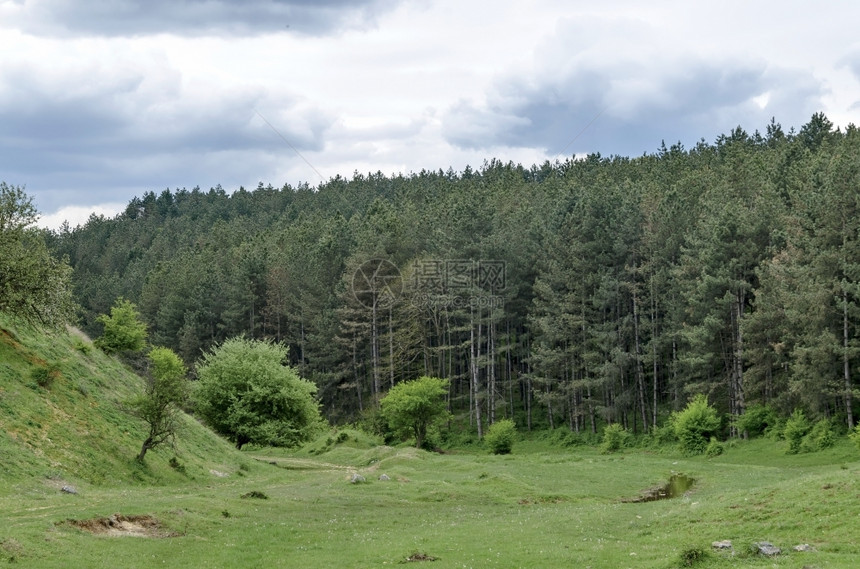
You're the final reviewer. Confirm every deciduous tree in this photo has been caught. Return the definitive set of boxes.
[380,376,449,448]
[0,183,76,328]
[195,337,323,449]
[128,347,189,461]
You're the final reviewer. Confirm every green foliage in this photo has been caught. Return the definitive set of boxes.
[678,546,708,567]
[0,538,23,564]
[421,424,443,451]
[850,424,860,451]
[168,456,186,473]
[734,404,777,438]
[195,337,323,449]
[94,298,148,354]
[0,182,76,328]
[379,376,449,449]
[784,409,811,454]
[800,419,835,453]
[646,422,678,447]
[29,362,61,388]
[671,395,721,455]
[127,347,189,461]
[485,419,516,454]
[765,416,787,441]
[600,423,629,453]
[705,437,724,458]
[538,427,591,448]
[72,338,92,355]
[354,407,390,441]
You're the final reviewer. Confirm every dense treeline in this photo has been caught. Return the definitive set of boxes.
[51,114,859,433]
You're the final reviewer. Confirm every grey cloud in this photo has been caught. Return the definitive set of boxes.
[9,0,401,37]
[0,66,334,212]
[839,46,860,80]
[443,60,824,158]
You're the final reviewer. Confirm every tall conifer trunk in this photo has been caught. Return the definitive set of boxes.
[470,309,483,438]
[844,289,855,429]
[632,277,648,432]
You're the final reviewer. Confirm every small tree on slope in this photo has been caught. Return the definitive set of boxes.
[129,347,189,461]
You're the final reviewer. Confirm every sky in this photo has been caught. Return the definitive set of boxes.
[2,0,859,230]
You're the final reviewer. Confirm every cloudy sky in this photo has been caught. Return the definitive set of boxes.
[2,0,859,229]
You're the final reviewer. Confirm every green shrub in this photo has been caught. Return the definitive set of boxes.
[168,457,186,473]
[0,538,24,563]
[671,394,721,455]
[645,422,677,447]
[600,423,629,453]
[764,415,786,440]
[801,419,835,452]
[440,429,480,448]
[29,362,61,388]
[705,437,724,458]
[485,419,516,455]
[678,546,708,567]
[784,409,811,454]
[546,427,597,448]
[421,425,443,451]
[849,424,860,451]
[735,404,777,438]
[354,407,389,439]
[547,427,575,447]
[94,298,148,354]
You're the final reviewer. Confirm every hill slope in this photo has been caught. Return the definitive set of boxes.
[0,316,243,490]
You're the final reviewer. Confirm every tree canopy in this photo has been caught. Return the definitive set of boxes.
[50,115,860,434]
[0,183,75,328]
[194,337,322,449]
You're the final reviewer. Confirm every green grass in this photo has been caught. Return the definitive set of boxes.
[1,317,859,567]
[1,438,857,568]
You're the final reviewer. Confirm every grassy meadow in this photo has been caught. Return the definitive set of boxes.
[2,435,859,568]
[2,319,859,568]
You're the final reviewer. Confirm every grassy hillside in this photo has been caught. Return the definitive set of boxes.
[0,316,244,491]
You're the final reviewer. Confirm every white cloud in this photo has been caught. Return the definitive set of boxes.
[38,203,127,232]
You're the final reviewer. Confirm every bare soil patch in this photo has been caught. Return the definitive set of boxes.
[403,552,438,562]
[60,514,178,538]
